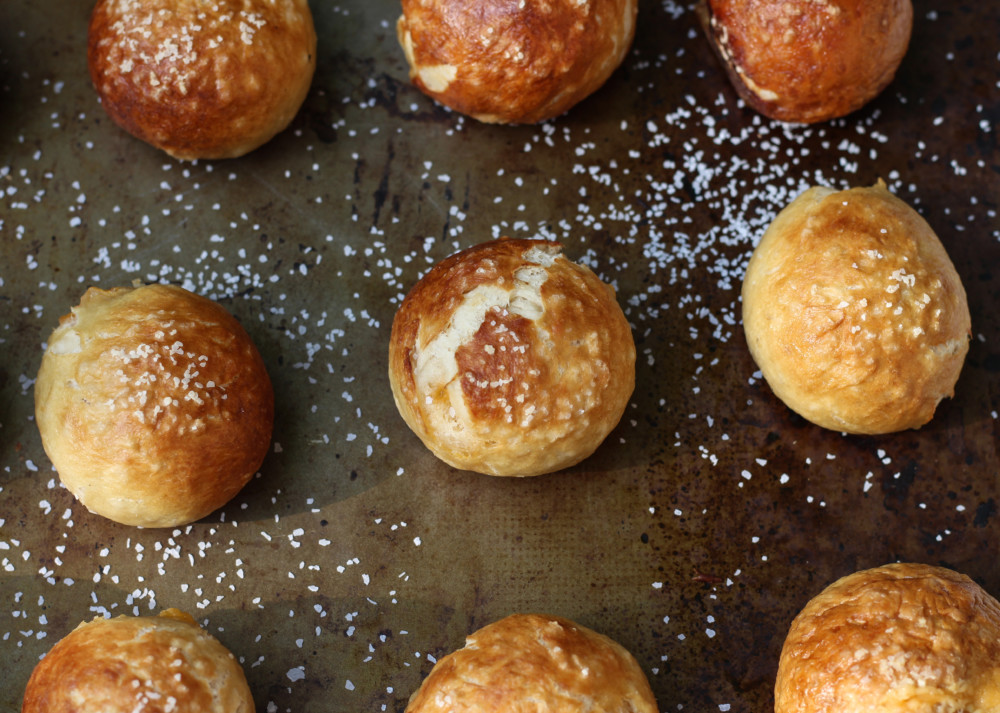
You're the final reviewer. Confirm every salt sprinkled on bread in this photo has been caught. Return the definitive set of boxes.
[405,613,658,713]
[775,563,1000,713]
[742,180,970,434]
[88,0,316,159]
[34,283,274,527]
[21,608,255,713]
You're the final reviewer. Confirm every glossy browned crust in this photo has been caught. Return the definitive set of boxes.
[388,238,635,476]
[775,563,1000,713]
[397,0,638,124]
[405,613,658,713]
[88,0,316,159]
[21,609,254,713]
[742,181,970,434]
[34,284,274,527]
[698,0,912,123]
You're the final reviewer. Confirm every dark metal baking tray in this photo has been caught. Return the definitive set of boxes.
[1,1,998,711]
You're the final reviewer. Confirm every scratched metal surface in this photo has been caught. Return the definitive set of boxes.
[1,1,998,711]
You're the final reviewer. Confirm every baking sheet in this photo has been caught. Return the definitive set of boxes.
[1,0,998,710]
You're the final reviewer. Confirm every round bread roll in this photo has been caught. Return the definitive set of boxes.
[388,238,635,477]
[741,180,970,434]
[696,0,912,123]
[21,608,254,713]
[34,283,274,527]
[88,0,316,160]
[405,613,658,713]
[396,0,638,124]
[775,563,1000,713]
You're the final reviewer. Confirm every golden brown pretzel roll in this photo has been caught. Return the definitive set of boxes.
[34,283,274,527]
[21,608,255,713]
[388,238,635,477]
[88,0,316,159]
[775,563,1000,713]
[397,0,638,124]
[741,180,970,434]
[697,0,913,123]
[405,613,658,713]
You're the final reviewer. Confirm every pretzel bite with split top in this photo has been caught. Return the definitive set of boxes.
[389,238,635,476]
[397,0,638,124]
[697,0,913,123]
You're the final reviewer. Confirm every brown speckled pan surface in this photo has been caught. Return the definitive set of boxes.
[1,1,998,711]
